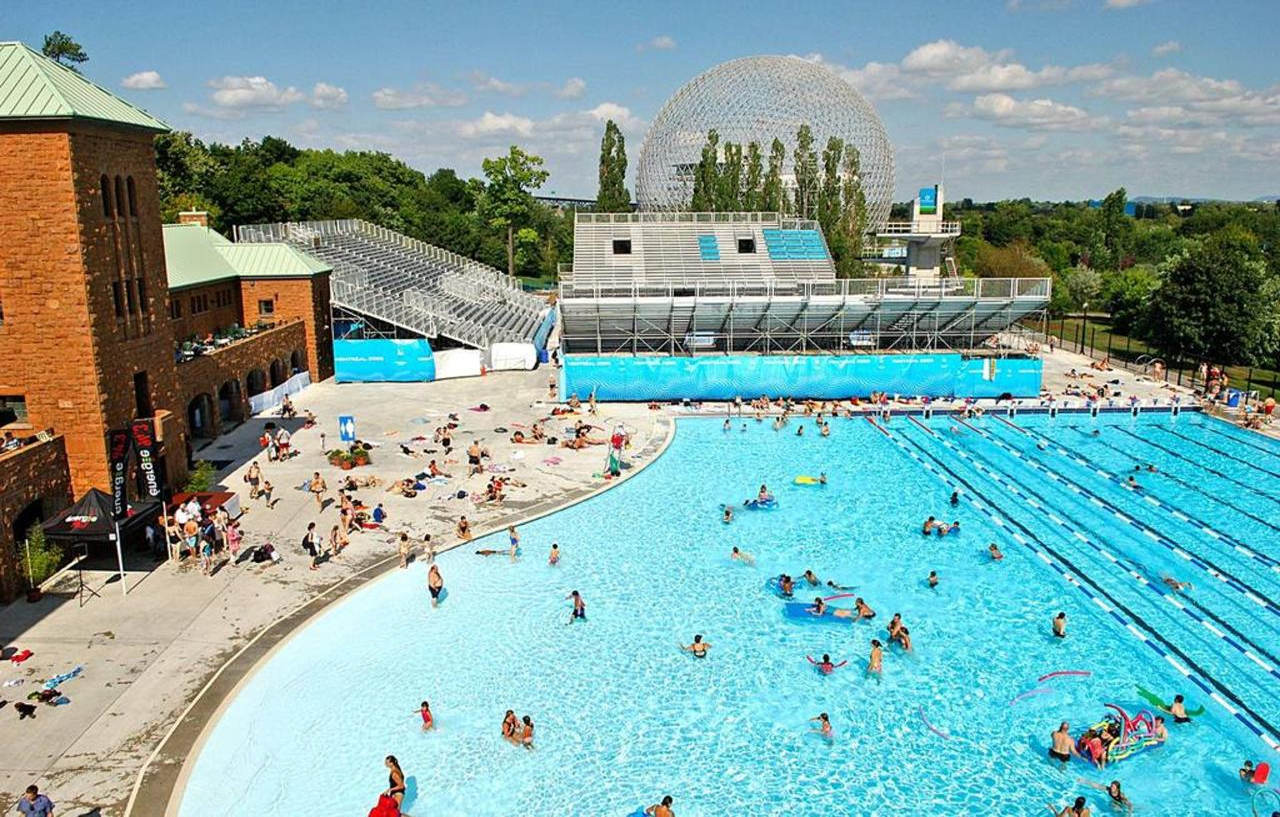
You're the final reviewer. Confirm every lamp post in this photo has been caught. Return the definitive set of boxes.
[1079,302,1089,355]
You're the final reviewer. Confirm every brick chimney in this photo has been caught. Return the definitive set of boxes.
[177,210,209,227]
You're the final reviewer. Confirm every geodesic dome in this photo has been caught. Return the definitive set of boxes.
[636,55,895,230]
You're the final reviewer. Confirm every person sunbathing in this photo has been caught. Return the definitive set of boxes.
[511,430,538,444]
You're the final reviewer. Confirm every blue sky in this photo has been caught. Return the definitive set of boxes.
[13,0,1280,201]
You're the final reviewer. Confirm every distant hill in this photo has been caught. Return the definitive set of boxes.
[1128,195,1279,204]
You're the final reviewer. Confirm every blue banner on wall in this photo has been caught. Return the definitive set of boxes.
[562,353,1042,401]
[334,339,436,383]
[918,186,937,215]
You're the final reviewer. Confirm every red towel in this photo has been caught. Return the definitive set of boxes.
[368,795,400,817]
[11,649,33,664]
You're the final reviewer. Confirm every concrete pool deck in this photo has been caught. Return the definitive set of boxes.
[1,342,1263,817]
[0,367,672,817]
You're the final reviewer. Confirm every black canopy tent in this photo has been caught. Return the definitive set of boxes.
[41,488,161,596]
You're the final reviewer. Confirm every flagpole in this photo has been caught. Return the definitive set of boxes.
[113,520,127,597]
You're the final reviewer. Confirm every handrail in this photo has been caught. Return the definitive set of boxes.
[877,221,962,235]
[558,276,1051,301]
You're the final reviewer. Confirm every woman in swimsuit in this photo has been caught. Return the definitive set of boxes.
[682,634,711,658]
[758,484,772,502]
[520,715,534,749]
[502,710,520,745]
[456,516,472,541]
[809,597,855,620]
[867,640,883,675]
[989,543,1005,561]
[548,543,560,565]
[419,700,434,731]
[384,755,406,804]
[807,653,847,675]
[1077,779,1131,814]
[810,712,833,739]
[567,590,586,623]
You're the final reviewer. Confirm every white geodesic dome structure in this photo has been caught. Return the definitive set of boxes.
[636,55,895,230]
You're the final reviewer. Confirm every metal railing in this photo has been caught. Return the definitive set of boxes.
[877,221,962,235]
[576,211,820,230]
[559,276,1051,301]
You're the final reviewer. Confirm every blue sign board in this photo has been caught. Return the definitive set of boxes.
[333,339,436,382]
[918,186,937,214]
[338,415,356,442]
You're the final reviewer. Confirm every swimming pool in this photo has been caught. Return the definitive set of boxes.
[177,411,1279,816]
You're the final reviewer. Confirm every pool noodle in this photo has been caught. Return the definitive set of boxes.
[822,592,857,602]
[1037,669,1091,682]
[918,707,951,740]
[1008,687,1054,705]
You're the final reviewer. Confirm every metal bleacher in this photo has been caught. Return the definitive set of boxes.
[235,219,547,348]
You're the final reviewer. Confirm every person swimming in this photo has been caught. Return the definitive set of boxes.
[566,590,586,623]
[808,597,856,619]
[731,546,755,565]
[778,574,795,597]
[1053,611,1067,639]
[502,710,520,745]
[803,569,821,586]
[949,490,959,506]
[548,543,560,565]
[923,516,937,535]
[893,627,913,652]
[867,639,883,675]
[807,653,848,675]
[1162,694,1192,724]
[810,712,833,739]
[928,570,939,589]
[757,484,773,501]
[1078,778,1132,813]
[722,506,734,523]
[682,634,711,658]
[989,543,1005,561]
[418,700,434,731]
[854,597,876,619]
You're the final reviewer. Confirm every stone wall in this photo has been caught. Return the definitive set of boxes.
[169,280,242,344]
[0,435,73,603]
[238,273,333,382]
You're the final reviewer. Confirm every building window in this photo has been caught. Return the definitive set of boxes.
[114,176,126,219]
[611,239,632,255]
[101,175,113,218]
[258,299,275,316]
[125,279,136,313]
[170,298,182,319]
[0,395,27,425]
[136,276,147,309]
[112,281,124,318]
[737,237,756,254]
[133,371,152,418]
[126,176,138,217]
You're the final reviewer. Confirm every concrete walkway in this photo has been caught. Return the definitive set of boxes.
[0,369,670,817]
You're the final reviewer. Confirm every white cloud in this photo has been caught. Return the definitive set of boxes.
[202,75,304,112]
[585,102,643,131]
[636,34,676,53]
[798,53,918,101]
[457,111,535,138]
[468,71,526,96]
[556,77,587,99]
[372,83,467,110]
[1095,68,1243,102]
[1152,40,1181,56]
[949,93,1103,131]
[947,61,1115,92]
[902,40,1011,75]
[121,70,165,90]
[1106,0,1151,7]
[311,82,348,109]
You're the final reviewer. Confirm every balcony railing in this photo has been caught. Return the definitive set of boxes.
[558,276,1051,301]
[877,221,961,235]
[175,318,303,364]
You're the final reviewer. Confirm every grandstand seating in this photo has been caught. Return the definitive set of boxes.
[697,234,720,260]
[761,228,828,260]
[236,219,547,348]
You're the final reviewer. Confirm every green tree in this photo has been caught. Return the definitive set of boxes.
[838,145,867,277]
[1145,227,1278,365]
[1099,187,1131,269]
[792,125,818,219]
[1099,266,1160,335]
[743,142,763,211]
[762,139,786,212]
[975,240,1052,280]
[595,120,630,212]
[41,31,88,71]
[479,146,549,277]
[817,136,844,238]
[717,141,743,211]
[690,130,720,211]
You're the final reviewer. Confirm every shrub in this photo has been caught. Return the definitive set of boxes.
[23,526,64,588]
[184,460,217,492]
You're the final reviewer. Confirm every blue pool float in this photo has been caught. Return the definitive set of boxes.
[744,497,778,510]
[783,602,854,623]
[764,577,793,599]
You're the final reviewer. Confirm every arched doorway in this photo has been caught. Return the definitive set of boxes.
[269,358,287,387]
[246,369,267,397]
[12,499,44,548]
[290,349,307,375]
[218,379,244,425]
[187,393,216,439]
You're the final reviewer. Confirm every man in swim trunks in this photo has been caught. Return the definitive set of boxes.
[567,590,586,623]
[923,516,937,535]
[778,574,795,597]
[467,441,484,476]
[548,543,560,565]
[802,569,821,586]
[427,564,444,607]
[644,795,675,817]
[1047,796,1091,817]
[1162,694,1192,724]
[854,598,876,619]
[1053,612,1067,639]
[1049,722,1080,767]
[989,543,1005,561]
[1153,716,1168,742]
[681,634,711,658]
[928,571,939,589]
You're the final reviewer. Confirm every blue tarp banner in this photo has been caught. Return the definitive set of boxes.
[334,339,436,383]
[562,353,1042,401]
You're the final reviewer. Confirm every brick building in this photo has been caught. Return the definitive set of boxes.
[0,42,333,600]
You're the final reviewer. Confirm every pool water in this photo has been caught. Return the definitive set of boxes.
[179,412,1279,817]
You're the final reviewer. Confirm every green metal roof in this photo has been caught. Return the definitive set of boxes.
[0,41,168,132]
[162,224,331,290]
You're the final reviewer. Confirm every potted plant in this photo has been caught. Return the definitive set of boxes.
[338,452,354,470]
[327,449,346,466]
[352,447,370,467]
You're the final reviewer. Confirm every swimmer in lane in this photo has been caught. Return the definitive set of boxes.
[1162,576,1192,592]
[807,653,848,675]
[731,546,755,565]
[1053,612,1067,639]
[681,634,711,658]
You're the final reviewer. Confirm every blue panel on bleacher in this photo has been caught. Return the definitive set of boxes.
[762,228,828,260]
[697,234,720,260]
